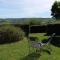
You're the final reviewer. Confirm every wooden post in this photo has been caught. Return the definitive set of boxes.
[28,25,31,54]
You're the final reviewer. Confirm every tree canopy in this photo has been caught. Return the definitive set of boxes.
[51,1,60,19]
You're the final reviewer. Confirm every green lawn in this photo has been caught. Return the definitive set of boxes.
[0,33,60,60]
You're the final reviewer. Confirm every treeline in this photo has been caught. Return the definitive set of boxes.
[14,24,60,35]
[0,18,54,25]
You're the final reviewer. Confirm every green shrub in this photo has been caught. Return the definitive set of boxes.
[0,25,24,44]
[29,20,41,25]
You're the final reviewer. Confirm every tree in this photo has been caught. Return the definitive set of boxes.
[51,1,60,19]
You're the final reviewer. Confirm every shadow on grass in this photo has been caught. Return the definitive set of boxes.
[42,37,60,47]
[42,49,51,55]
[44,33,52,36]
[51,36,60,47]
[21,52,40,60]
[45,33,60,36]
[29,37,38,41]
[21,49,51,60]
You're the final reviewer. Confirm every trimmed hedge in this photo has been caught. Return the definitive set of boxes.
[0,25,24,44]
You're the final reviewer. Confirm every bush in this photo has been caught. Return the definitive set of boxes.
[29,20,41,25]
[0,25,24,44]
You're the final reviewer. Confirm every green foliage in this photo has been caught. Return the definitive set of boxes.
[0,25,24,43]
[51,1,60,19]
[0,33,60,60]
[29,19,41,25]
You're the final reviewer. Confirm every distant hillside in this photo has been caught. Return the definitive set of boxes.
[0,18,55,24]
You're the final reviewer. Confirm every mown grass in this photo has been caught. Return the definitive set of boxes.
[0,33,60,60]
[0,38,29,60]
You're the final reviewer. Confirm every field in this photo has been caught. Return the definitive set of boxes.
[0,33,60,60]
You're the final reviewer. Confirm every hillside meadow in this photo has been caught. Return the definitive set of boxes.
[0,33,60,60]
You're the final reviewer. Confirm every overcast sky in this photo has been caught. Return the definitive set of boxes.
[0,0,56,18]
